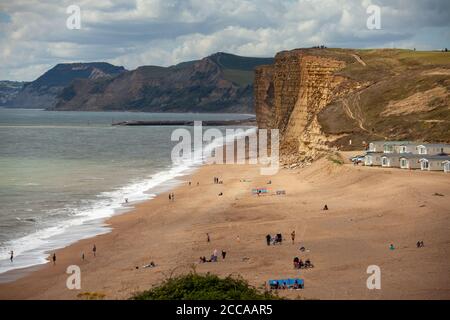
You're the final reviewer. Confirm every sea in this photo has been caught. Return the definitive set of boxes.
[0,108,255,281]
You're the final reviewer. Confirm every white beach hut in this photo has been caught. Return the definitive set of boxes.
[416,144,450,155]
[419,155,450,171]
[399,154,422,169]
[364,152,382,166]
[381,154,401,168]
[443,160,450,173]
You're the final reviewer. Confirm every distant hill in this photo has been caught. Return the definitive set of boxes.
[52,53,274,113]
[0,81,25,106]
[6,63,126,109]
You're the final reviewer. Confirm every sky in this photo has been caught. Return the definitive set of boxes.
[0,0,449,81]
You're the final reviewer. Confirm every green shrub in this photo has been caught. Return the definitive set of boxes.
[327,154,344,165]
[131,273,280,300]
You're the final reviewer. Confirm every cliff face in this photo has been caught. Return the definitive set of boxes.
[254,67,274,128]
[255,49,357,163]
[255,48,450,164]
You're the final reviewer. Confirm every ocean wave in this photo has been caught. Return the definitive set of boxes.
[0,127,256,279]
[15,217,37,223]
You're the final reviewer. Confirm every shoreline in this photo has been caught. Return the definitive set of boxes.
[0,158,449,299]
[0,125,256,281]
[0,163,201,283]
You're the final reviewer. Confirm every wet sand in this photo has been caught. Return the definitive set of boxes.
[0,155,449,299]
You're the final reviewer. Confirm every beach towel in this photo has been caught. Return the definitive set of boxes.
[268,278,304,289]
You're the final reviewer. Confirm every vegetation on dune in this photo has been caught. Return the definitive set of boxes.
[77,292,106,300]
[327,153,345,165]
[131,273,280,300]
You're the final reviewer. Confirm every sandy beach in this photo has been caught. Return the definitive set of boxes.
[0,153,449,300]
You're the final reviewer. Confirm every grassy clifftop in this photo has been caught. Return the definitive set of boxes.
[318,49,450,148]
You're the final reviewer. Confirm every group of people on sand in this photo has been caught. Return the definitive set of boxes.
[200,233,227,263]
[266,231,296,246]
[293,257,314,269]
[213,177,222,184]
[135,261,156,269]
[9,244,97,265]
[168,192,175,201]
[266,233,283,245]
[199,248,227,263]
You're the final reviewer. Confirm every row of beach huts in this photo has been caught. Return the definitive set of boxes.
[362,141,450,173]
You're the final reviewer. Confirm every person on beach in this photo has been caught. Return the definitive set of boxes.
[276,233,283,244]
[172,193,175,201]
[10,251,13,262]
[93,244,97,257]
[389,244,395,250]
[169,194,171,201]
[323,204,328,211]
[212,249,218,262]
[266,234,271,246]
[189,181,191,186]
[299,259,304,269]
[293,257,299,269]
[52,253,56,265]
[222,250,227,260]
[125,198,128,204]
[291,231,296,244]
[82,252,85,261]
[206,233,210,243]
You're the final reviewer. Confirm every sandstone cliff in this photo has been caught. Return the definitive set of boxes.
[255,48,450,164]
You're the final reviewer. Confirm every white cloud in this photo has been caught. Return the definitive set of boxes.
[0,0,449,80]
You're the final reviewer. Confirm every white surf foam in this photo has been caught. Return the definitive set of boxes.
[0,126,256,280]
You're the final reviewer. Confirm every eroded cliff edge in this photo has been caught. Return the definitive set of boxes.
[255,48,450,165]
